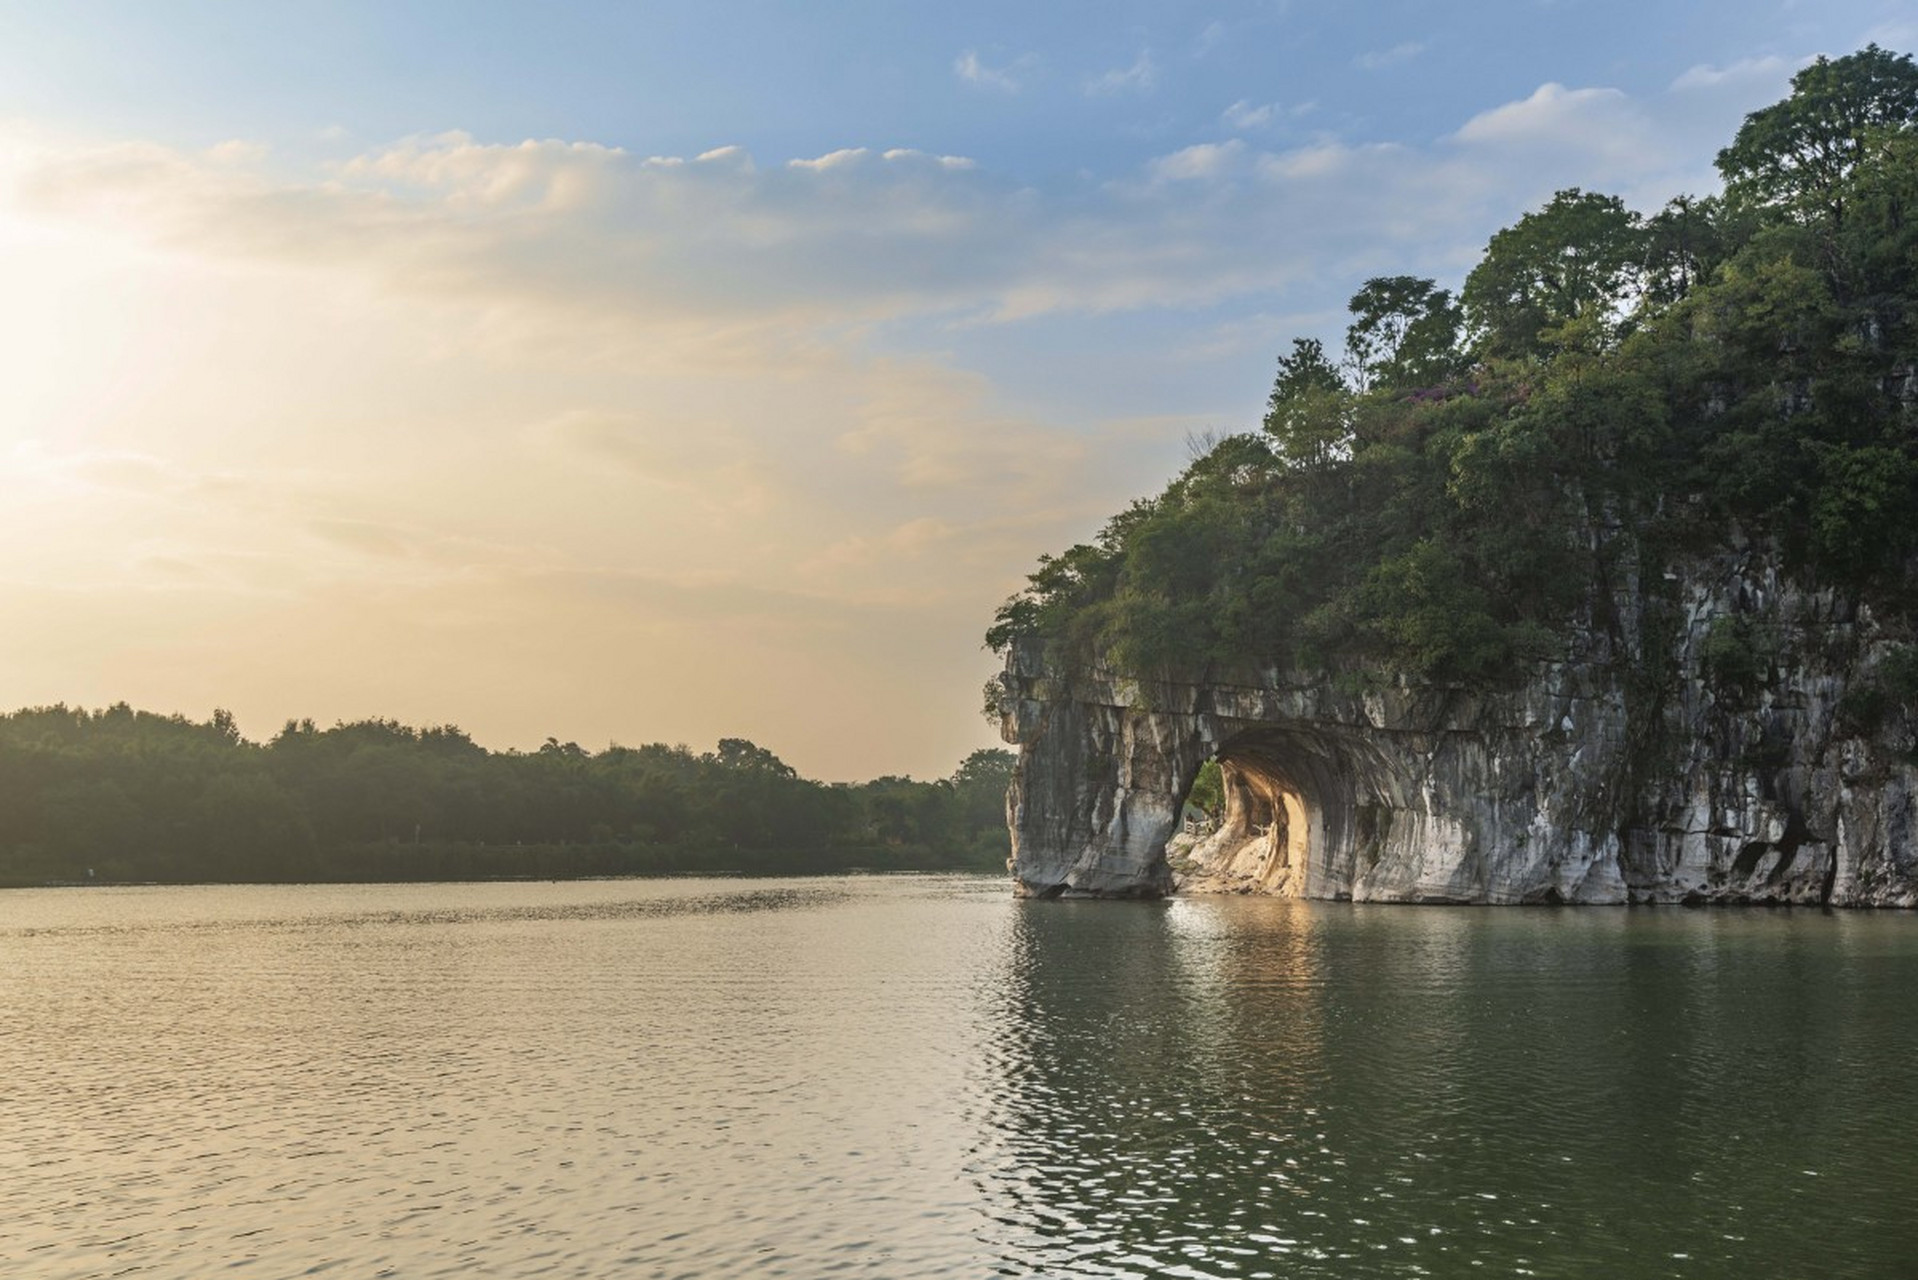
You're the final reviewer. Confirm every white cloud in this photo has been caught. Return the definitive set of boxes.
[1354,41,1426,71]
[881,148,977,170]
[1086,50,1157,96]
[789,147,870,171]
[1148,139,1248,183]
[695,144,752,168]
[1221,99,1277,130]
[1453,82,1633,143]
[954,50,1026,93]
[1447,82,1678,196]
[1255,140,1398,182]
[1670,54,1792,91]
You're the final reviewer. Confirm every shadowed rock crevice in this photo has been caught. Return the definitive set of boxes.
[1174,730,1381,897]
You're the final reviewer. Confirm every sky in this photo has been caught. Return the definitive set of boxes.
[0,1,1911,780]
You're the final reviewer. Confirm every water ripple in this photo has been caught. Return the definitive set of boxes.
[2,881,1916,1277]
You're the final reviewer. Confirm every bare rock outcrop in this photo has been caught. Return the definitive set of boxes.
[996,543,1918,905]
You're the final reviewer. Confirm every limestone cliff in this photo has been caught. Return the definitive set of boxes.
[996,539,1918,905]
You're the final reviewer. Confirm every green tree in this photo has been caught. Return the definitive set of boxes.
[1185,759,1224,822]
[1717,45,1918,227]
[1343,275,1465,390]
[950,748,1015,792]
[1262,337,1351,468]
[1462,188,1644,360]
[1809,444,1918,576]
[706,738,798,778]
[1639,195,1738,306]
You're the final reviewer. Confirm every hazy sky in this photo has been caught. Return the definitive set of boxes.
[0,1,1909,779]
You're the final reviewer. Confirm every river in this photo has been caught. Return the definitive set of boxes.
[3,876,1914,1278]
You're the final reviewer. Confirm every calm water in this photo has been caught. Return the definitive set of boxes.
[3,877,1916,1279]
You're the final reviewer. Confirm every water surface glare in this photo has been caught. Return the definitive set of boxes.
[3,877,1915,1278]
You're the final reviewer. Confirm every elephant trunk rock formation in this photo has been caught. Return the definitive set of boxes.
[995,547,1918,906]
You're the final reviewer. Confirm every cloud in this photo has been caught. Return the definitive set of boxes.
[51,449,192,495]
[1148,139,1248,183]
[789,147,869,171]
[6,65,1763,361]
[787,146,977,176]
[536,409,780,516]
[882,148,977,170]
[0,123,1279,336]
[1255,140,1401,182]
[954,50,1027,93]
[206,139,267,165]
[12,130,1008,344]
[800,517,960,578]
[304,518,420,560]
[694,144,753,169]
[0,439,539,599]
[1447,82,1680,196]
[1223,99,1317,133]
[1354,41,1426,71]
[834,360,1089,497]
[1669,55,1792,92]
[1085,51,1157,96]
[0,57,1819,776]
[344,130,628,210]
[1453,82,1634,143]
[1222,99,1277,130]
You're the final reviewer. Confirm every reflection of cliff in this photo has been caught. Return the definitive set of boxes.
[997,549,1918,904]
[972,902,1918,1278]
[972,898,1332,1273]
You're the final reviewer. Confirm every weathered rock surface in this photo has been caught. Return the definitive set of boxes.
[996,542,1918,905]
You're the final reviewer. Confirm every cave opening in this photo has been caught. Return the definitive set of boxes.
[1169,732,1318,896]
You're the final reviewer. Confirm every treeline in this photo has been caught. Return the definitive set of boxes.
[0,703,1014,886]
[989,47,1918,687]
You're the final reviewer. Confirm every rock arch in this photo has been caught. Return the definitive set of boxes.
[995,638,1635,902]
[995,540,1918,906]
[1178,734,1328,896]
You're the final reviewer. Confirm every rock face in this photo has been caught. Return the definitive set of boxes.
[996,542,1918,905]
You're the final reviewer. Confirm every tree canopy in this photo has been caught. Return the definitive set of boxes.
[1344,275,1466,389]
[1263,336,1351,469]
[989,47,1918,690]
[1716,45,1918,227]
[1461,188,1643,359]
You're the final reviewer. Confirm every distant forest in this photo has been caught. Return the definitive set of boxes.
[0,704,1014,887]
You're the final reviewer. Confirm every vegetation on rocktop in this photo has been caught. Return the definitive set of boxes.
[0,703,1014,886]
[989,47,1918,685]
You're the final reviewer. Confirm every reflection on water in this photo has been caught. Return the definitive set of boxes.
[3,880,1916,1278]
[979,898,1918,1278]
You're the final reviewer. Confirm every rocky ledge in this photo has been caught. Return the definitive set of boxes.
[995,543,1918,906]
